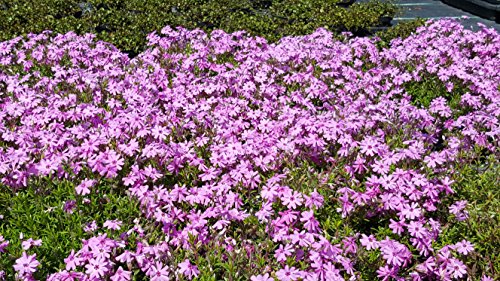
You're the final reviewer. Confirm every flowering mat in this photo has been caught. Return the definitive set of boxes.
[0,19,499,281]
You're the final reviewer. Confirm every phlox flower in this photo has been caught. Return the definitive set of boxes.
[377,265,397,281]
[13,252,40,276]
[64,250,80,271]
[84,257,109,279]
[281,190,303,209]
[359,137,379,157]
[46,270,85,281]
[406,221,427,239]
[0,236,8,253]
[401,202,422,220]
[449,200,469,221]
[300,210,319,232]
[304,189,324,209]
[178,259,200,280]
[379,238,412,267]
[21,238,42,250]
[290,230,314,247]
[103,219,123,231]
[446,258,467,279]
[63,200,77,214]
[149,261,170,281]
[75,179,96,196]
[274,244,294,262]
[360,234,379,250]
[250,273,273,281]
[276,265,301,281]
[110,266,131,281]
[83,221,98,233]
[453,240,474,255]
[389,219,405,235]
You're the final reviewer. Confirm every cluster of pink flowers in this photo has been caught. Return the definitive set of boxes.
[0,18,498,280]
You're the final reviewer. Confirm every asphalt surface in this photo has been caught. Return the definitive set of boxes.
[359,0,500,32]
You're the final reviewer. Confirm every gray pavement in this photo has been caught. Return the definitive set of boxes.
[359,0,500,32]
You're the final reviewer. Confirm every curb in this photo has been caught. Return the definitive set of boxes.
[442,0,500,22]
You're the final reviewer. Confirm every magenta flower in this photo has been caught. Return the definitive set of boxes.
[0,18,498,281]
[63,200,77,214]
[401,202,422,220]
[276,265,300,281]
[453,240,474,255]
[446,258,467,279]
[281,190,303,209]
[274,244,294,262]
[103,219,123,231]
[21,238,42,250]
[75,179,96,196]
[0,236,8,253]
[178,259,200,280]
[84,258,108,279]
[149,261,170,281]
[360,234,379,250]
[250,273,274,281]
[13,252,40,276]
[110,266,131,281]
[64,250,80,271]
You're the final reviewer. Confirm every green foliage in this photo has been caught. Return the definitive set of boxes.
[404,75,463,109]
[438,155,500,279]
[0,0,397,57]
[376,18,427,47]
[0,178,145,279]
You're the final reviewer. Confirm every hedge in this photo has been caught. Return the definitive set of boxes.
[0,0,398,56]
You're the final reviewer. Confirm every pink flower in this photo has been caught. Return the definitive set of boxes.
[453,240,474,255]
[304,189,324,209]
[446,258,467,279]
[83,220,98,233]
[110,266,131,281]
[21,238,42,250]
[401,202,422,220]
[103,219,123,231]
[149,261,170,281]
[178,259,200,280]
[276,265,300,281]
[407,221,427,239]
[380,238,412,267]
[13,252,40,276]
[360,234,379,250]
[0,236,8,253]
[281,190,303,209]
[300,210,319,232]
[84,258,108,279]
[360,137,379,157]
[377,265,396,281]
[75,179,96,196]
[64,250,80,271]
[63,200,77,214]
[274,244,294,262]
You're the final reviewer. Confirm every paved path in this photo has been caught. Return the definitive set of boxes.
[359,0,500,32]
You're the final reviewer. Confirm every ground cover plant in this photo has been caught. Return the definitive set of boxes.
[0,18,499,280]
[0,0,397,57]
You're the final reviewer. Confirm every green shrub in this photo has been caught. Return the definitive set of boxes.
[0,0,397,56]
[376,18,427,47]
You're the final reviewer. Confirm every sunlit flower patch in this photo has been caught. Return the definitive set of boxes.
[0,19,498,280]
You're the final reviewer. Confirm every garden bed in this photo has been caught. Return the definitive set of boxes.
[0,18,499,280]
